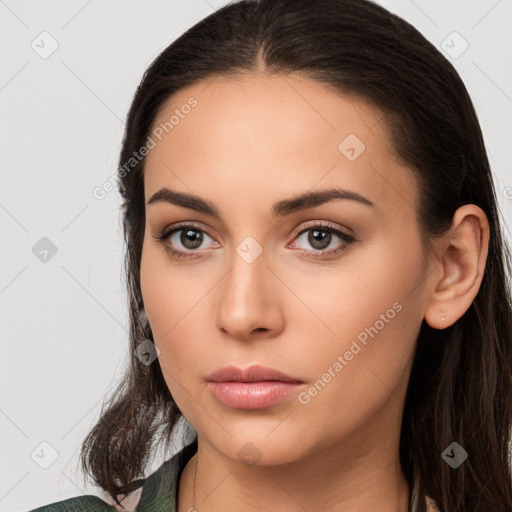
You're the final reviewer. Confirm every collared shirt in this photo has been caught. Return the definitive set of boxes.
[30,438,439,511]
[30,439,198,512]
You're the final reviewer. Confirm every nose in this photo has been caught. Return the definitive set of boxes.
[215,243,285,342]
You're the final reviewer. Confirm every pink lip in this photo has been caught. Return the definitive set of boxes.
[206,364,304,410]
[206,364,303,383]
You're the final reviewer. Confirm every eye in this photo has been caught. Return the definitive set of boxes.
[289,222,356,259]
[153,223,218,260]
[153,221,356,261]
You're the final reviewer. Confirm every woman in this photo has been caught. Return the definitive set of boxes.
[31,0,512,510]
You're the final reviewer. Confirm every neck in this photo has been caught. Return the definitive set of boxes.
[178,427,410,512]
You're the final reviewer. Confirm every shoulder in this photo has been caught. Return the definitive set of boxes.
[30,438,199,512]
[28,494,116,512]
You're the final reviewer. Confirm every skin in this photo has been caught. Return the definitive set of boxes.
[139,72,489,512]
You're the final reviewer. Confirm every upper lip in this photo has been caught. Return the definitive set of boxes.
[206,364,303,383]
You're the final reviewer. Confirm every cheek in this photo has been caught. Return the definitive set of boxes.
[140,259,198,414]
[140,241,182,365]
[288,233,425,394]
[139,239,214,381]
[289,287,421,447]
[280,229,424,346]
[141,236,190,336]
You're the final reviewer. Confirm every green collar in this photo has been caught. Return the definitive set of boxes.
[136,438,198,511]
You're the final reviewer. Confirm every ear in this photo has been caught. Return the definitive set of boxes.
[424,204,490,330]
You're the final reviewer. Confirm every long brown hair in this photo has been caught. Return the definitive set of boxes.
[80,1,512,510]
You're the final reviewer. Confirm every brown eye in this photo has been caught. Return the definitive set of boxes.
[154,223,218,260]
[306,229,332,250]
[291,223,356,259]
[179,228,204,250]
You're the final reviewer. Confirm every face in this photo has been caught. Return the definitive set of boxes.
[140,72,431,466]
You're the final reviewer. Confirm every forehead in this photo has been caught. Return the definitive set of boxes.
[143,72,418,218]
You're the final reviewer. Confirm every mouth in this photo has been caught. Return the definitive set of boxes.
[206,364,304,384]
[206,364,304,409]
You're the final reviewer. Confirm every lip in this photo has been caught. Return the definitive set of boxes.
[206,364,304,410]
[206,364,303,384]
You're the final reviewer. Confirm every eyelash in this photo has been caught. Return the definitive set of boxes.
[153,221,356,261]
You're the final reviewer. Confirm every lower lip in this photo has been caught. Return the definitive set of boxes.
[207,381,301,409]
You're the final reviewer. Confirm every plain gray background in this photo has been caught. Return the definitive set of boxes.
[1,1,511,511]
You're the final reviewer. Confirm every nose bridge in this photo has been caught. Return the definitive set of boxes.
[223,235,268,312]
[215,234,281,337]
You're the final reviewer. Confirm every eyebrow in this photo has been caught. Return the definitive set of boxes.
[146,186,375,217]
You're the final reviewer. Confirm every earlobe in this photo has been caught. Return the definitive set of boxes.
[424,307,451,330]
[423,205,490,330]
